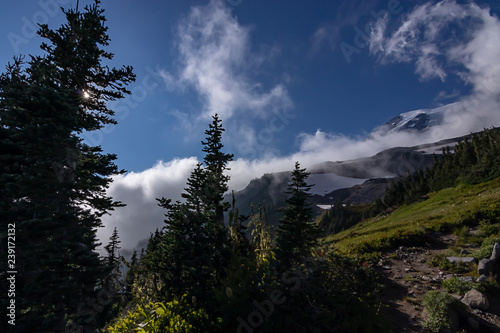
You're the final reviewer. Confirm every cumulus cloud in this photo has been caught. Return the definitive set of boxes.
[96,158,198,255]
[368,0,500,137]
[161,0,292,134]
[369,0,500,88]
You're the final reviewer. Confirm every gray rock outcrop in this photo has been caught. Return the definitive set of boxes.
[478,258,494,276]
[446,256,477,264]
[491,243,500,261]
[477,243,500,279]
[461,289,489,311]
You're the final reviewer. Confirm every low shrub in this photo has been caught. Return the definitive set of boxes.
[476,277,500,296]
[478,221,500,237]
[422,291,466,333]
[106,298,219,333]
[348,229,430,254]
[473,237,500,260]
[430,254,476,274]
[442,277,474,295]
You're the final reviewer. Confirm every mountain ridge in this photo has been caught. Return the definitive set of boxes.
[377,102,462,134]
[230,132,474,226]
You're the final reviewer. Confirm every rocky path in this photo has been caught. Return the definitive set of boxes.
[374,233,500,332]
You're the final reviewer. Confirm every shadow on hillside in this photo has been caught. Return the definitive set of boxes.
[376,268,423,333]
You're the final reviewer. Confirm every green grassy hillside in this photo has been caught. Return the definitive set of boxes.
[323,176,500,254]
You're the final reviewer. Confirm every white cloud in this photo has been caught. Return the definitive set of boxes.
[311,23,342,54]
[161,0,292,129]
[97,158,198,255]
[368,0,500,137]
[368,15,388,56]
[369,0,500,88]
[415,44,446,82]
[433,89,461,104]
[447,8,500,96]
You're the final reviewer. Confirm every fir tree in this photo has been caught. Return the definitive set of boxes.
[105,227,122,269]
[141,229,164,297]
[182,163,207,214]
[124,249,139,291]
[0,1,134,332]
[154,198,213,300]
[274,162,319,269]
[101,227,125,326]
[149,114,233,315]
[201,114,234,225]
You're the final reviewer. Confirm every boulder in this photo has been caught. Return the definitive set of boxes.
[446,256,477,264]
[461,289,489,311]
[491,243,500,262]
[443,274,454,281]
[478,259,494,276]
[459,276,474,283]
[477,274,488,283]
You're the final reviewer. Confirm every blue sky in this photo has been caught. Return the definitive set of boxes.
[2,0,500,251]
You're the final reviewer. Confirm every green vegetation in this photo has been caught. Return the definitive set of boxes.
[247,203,273,260]
[442,277,475,295]
[107,298,217,333]
[430,254,477,274]
[384,128,500,207]
[274,162,320,269]
[316,203,379,236]
[472,235,500,261]
[324,176,500,254]
[422,291,466,333]
[442,276,500,297]
[318,129,500,254]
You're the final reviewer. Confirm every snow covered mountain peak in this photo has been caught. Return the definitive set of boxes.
[382,102,461,134]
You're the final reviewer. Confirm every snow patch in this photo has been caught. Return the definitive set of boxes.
[307,173,366,196]
[386,102,462,134]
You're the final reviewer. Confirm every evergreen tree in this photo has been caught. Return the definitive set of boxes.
[148,114,233,315]
[141,229,164,297]
[101,227,125,326]
[201,114,234,225]
[105,227,122,269]
[382,128,500,209]
[124,249,139,292]
[0,1,134,332]
[274,162,319,269]
[103,227,123,297]
[182,163,207,214]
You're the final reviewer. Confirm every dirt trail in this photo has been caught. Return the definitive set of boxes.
[374,232,500,332]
